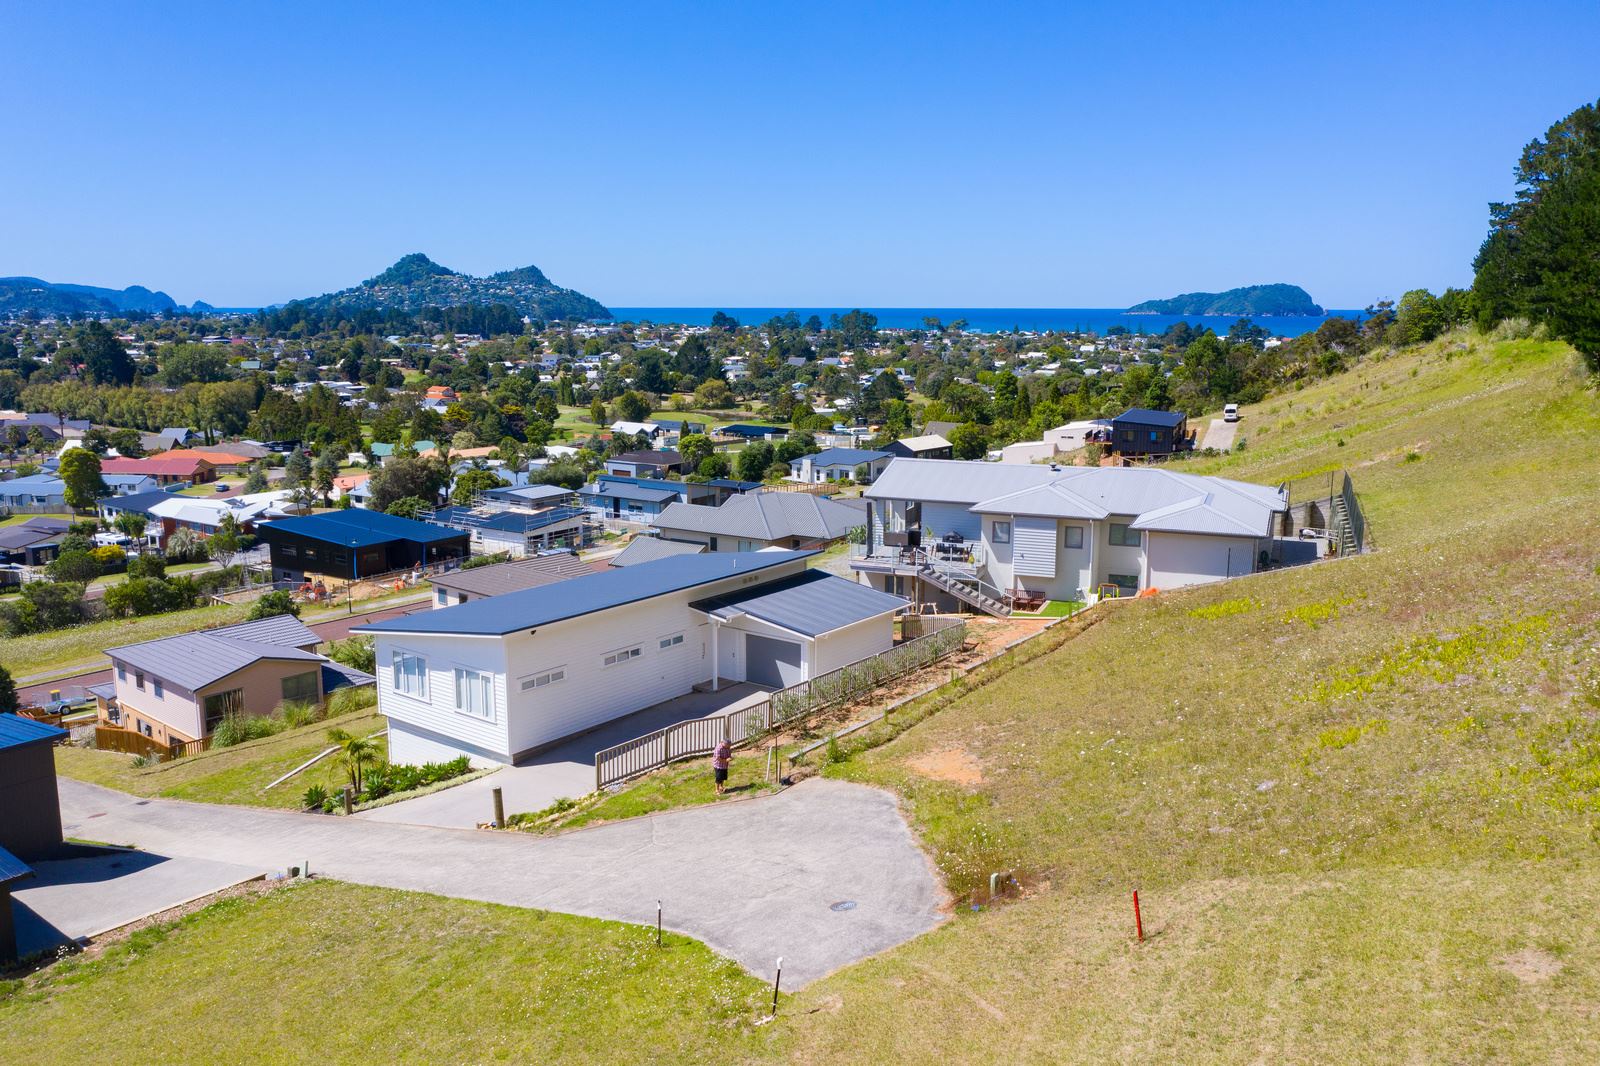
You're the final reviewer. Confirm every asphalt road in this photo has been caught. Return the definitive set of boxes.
[59,776,946,986]
[15,597,431,706]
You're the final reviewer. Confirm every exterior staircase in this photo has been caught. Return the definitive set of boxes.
[917,558,1012,617]
[1330,492,1358,556]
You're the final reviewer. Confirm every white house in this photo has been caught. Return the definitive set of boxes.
[0,475,66,509]
[788,447,893,484]
[851,458,1288,611]
[354,551,907,766]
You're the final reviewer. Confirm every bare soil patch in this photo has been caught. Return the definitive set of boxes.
[1497,947,1562,984]
[908,747,985,786]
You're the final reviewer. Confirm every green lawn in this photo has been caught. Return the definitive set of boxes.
[1014,598,1084,617]
[514,755,779,832]
[54,707,384,809]
[10,602,251,679]
[781,330,1600,1060]
[0,881,778,1065]
[11,331,1600,1062]
[0,511,73,528]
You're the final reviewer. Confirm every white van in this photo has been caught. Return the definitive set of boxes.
[1223,403,1240,423]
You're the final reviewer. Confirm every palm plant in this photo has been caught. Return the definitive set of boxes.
[327,727,381,796]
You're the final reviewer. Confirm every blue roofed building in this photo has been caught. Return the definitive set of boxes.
[788,447,894,485]
[579,477,685,522]
[353,551,907,766]
[256,508,469,583]
[0,714,67,863]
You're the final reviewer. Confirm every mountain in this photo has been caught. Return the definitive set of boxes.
[298,253,611,320]
[1127,283,1323,317]
[0,276,181,315]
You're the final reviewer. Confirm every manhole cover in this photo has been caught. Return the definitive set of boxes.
[829,900,857,912]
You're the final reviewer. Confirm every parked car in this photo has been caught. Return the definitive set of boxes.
[1223,403,1240,422]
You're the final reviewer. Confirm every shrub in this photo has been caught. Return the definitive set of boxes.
[126,553,167,580]
[247,589,300,620]
[91,545,128,570]
[358,755,471,803]
[327,685,377,717]
[302,785,329,811]
[328,636,376,674]
[459,552,512,571]
[48,549,102,583]
[211,712,287,748]
[278,701,322,729]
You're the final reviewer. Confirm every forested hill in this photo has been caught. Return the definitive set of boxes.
[0,276,180,315]
[1127,283,1323,316]
[294,253,611,321]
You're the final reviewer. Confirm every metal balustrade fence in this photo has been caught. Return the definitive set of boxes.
[595,616,968,789]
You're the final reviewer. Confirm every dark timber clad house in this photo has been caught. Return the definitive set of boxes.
[0,714,67,961]
[1110,407,1192,457]
[256,509,469,583]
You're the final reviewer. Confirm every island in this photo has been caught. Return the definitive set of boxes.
[1127,283,1323,317]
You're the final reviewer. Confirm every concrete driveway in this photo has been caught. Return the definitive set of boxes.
[11,850,262,957]
[59,776,944,987]
[1202,417,1240,450]
[359,682,772,829]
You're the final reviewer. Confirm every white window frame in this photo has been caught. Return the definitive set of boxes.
[453,667,495,720]
[1064,525,1084,549]
[604,644,643,667]
[659,632,685,650]
[519,667,566,691]
[992,521,1011,544]
[392,650,429,699]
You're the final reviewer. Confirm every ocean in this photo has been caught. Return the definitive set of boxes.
[608,307,1361,337]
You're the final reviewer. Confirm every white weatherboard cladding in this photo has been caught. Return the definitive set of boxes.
[810,615,894,675]
[503,601,710,756]
[1013,517,1058,578]
[375,633,511,760]
[1146,532,1256,588]
[388,719,501,768]
[922,502,981,542]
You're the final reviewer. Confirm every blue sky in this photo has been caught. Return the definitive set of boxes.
[2,1,1596,309]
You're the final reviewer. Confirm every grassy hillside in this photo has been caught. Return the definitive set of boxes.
[6,331,1596,1062]
[778,330,1600,1060]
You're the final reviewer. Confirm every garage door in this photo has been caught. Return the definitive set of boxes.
[746,635,805,688]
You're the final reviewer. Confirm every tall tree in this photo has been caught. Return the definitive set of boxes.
[58,446,106,509]
[77,322,136,385]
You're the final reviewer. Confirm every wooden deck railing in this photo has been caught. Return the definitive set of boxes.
[94,725,213,761]
[594,617,968,789]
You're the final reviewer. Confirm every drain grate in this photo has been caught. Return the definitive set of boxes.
[829,900,857,912]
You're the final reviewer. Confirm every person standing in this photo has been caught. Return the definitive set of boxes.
[712,739,732,795]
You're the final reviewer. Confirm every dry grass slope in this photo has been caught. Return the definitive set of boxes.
[783,331,1600,1061]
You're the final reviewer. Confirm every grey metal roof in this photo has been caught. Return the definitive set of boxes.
[0,845,33,886]
[579,481,679,503]
[870,458,1285,538]
[430,554,594,596]
[798,447,893,467]
[355,550,816,637]
[609,450,682,465]
[0,713,67,751]
[610,537,706,567]
[650,492,862,543]
[105,614,323,691]
[689,570,907,637]
[483,484,572,505]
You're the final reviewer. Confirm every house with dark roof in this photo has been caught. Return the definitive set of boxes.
[787,447,894,485]
[430,552,594,608]
[99,615,373,751]
[649,491,863,551]
[883,434,953,461]
[1110,408,1193,457]
[578,478,684,522]
[0,714,67,963]
[0,517,70,565]
[353,551,906,766]
[717,423,788,442]
[256,509,469,584]
[604,449,684,479]
[0,714,67,861]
